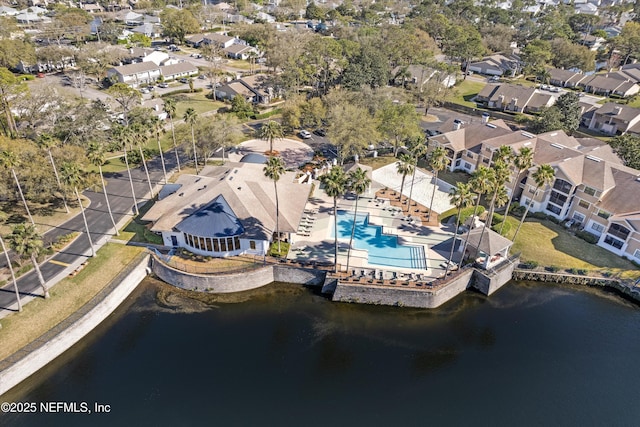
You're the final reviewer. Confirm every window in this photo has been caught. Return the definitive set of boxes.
[249,240,256,250]
[206,238,212,252]
[572,212,586,223]
[634,249,640,260]
[552,179,572,194]
[604,235,624,250]
[591,222,605,233]
[464,163,471,170]
[466,151,474,158]
[234,236,240,250]
[455,160,461,167]
[213,238,219,252]
[220,238,227,252]
[597,210,610,219]
[549,191,568,207]
[546,203,561,215]
[583,186,596,196]
[578,199,590,209]
[607,223,630,241]
[199,237,206,250]
[227,237,234,251]
[528,186,536,194]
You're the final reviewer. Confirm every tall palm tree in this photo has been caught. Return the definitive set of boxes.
[512,164,555,243]
[7,223,48,298]
[113,125,139,216]
[445,182,475,276]
[475,160,511,258]
[163,98,181,172]
[345,167,371,273]
[59,161,95,257]
[320,166,347,273]
[395,153,415,208]
[460,166,492,259]
[263,156,286,254]
[36,133,69,213]
[407,137,427,215]
[184,108,199,174]
[427,146,450,222]
[0,211,21,311]
[130,123,155,198]
[500,147,534,235]
[150,116,168,184]
[0,150,34,225]
[259,120,283,154]
[87,142,119,236]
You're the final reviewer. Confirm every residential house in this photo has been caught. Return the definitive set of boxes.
[203,33,236,49]
[107,61,160,86]
[587,102,640,135]
[466,54,521,77]
[524,93,555,114]
[130,23,162,38]
[223,44,257,60]
[215,74,272,104]
[0,6,18,16]
[142,98,167,120]
[142,162,310,257]
[579,74,640,97]
[80,3,103,13]
[160,62,198,81]
[548,68,588,88]
[390,65,456,88]
[476,83,538,113]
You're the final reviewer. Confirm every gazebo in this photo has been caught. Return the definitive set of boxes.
[459,228,513,269]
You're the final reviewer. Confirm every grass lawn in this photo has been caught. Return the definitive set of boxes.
[0,243,144,361]
[447,79,486,108]
[167,92,226,118]
[113,200,163,245]
[436,170,471,186]
[268,241,290,258]
[504,217,639,279]
[359,155,397,170]
[226,59,251,70]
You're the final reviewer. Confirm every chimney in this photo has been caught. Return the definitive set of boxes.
[453,119,463,130]
[481,112,490,124]
[613,106,622,115]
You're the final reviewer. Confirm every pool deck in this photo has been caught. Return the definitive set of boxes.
[287,178,460,281]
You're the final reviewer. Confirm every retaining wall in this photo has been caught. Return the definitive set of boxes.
[332,269,475,308]
[0,253,150,397]
[473,261,518,295]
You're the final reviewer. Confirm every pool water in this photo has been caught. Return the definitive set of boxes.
[332,210,426,269]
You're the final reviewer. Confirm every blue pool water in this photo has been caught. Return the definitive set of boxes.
[332,210,426,269]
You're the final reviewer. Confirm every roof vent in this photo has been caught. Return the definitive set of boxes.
[550,143,565,149]
[178,192,184,197]
[524,141,532,146]
[586,155,601,162]
[550,132,558,136]
[521,132,535,138]
[486,123,497,129]
[613,106,623,115]
[195,178,201,182]
[237,186,242,190]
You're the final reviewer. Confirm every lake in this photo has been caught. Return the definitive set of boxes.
[2,278,640,426]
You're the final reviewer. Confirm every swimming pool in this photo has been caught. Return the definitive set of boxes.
[332,210,426,270]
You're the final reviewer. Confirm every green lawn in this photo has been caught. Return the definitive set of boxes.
[359,155,397,170]
[436,170,470,186]
[504,217,638,279]
[113,200,164,245]
[167,92,226,118]
[447,79,486,108]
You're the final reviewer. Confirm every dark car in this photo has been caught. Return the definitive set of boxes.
[425,129,442,137]
[313,128,327,137]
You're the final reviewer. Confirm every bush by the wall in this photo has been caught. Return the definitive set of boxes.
[520,260,538,269]
[575,230,598,244]
[545,265,560,272]
[161,88,204,97]
[547,216,560,224]
[531,212,547,220]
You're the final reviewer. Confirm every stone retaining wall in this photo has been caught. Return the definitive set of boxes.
[332,269,475,308]
[0,253,150,397]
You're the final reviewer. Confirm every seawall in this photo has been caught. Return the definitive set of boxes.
[0,253,150,397]
[150,254,327,292]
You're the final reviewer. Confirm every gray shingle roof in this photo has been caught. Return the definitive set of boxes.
[175,194,244,238]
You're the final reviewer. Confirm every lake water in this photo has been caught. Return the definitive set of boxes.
[2,278,640,426]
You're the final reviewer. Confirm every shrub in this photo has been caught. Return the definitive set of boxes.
[161,88,204,97]
[575,230,598,244]
[546,265,560,272]
[252,109,281,120]
[567,268,579,274]
[577,269,588,275]
[520,260,538,269]
[531,212,547,220]
[547,216,560,224]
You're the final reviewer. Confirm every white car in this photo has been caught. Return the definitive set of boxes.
[299,130,312,139]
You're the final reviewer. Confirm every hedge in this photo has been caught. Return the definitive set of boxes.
[575,230,598,244]
[161,87,204,97]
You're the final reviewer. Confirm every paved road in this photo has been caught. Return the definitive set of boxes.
[0,146,182,314]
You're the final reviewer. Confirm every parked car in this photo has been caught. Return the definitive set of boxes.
[158,83,169,88]
[179,78,188,84]
[313,128,327,137]
[488,76,500,82]
[299,130,312,139]
[426,129,442,137]
[140,87,150,94]
[198,74,206,79]
[549,87,560,93]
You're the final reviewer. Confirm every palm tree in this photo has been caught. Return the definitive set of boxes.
[87,142,119,236]
[184,108,199,174]
[259,120,283,154]
[345,167,371,273]
[512,164,555,243]
[0,150,34,225]
[113,125,139,216]
[59,161,95,257]
[7,223,48,299]
[445,182,475,276]
[500,147,534,235]
[130,123,155,198]
[407,137,427,215]
[461,166,492,259]
[395,153,415,208]
[36,133,69,213]
[151,116,168,184]
[163,98,181,172]
[427,146,450,222]
[475,160,510,258]
[263,156,286,254]
[0,212,21,311]
[320,166,347,273]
